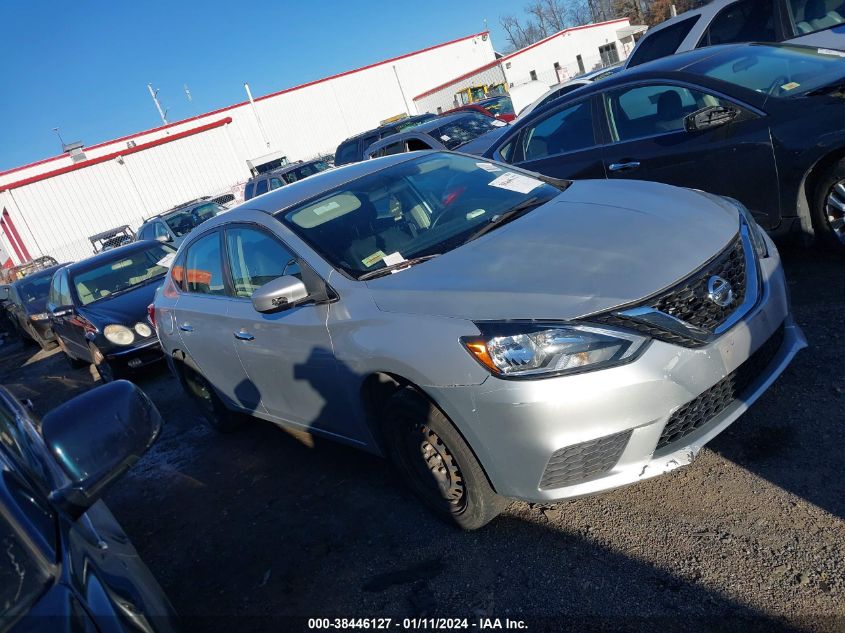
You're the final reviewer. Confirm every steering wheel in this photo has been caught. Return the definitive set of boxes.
[766,75,790,96]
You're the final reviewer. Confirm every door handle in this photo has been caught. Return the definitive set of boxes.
[179,323,194,332]
[233,330,255,341]
[608,161,641,172]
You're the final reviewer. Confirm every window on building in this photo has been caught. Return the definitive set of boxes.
[530,70,538,81]
[576,55,585,74]
[599,43,620,65]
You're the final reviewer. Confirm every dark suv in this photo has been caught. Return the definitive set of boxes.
[136,198,226,247]
[334,113,438,166]
[243,159,331,201]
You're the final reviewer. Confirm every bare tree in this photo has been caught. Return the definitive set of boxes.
[499,0,592,52]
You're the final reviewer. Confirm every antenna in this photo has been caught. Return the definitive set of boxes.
[52,127,66,150]
[147,83,169,125]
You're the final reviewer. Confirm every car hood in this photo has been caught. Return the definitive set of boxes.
[78,278,161,326]
[366,180,740,321]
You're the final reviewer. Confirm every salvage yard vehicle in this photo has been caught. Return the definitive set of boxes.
[445,95,517,122]
[6,263,67,350]
[333,113,439,166]
[364,112,505,159]
[153,151,804,530]
[136,198,227,248]
[0,256,59,285]
[243,159,331,201]
[0,381,179,632]
[478,43,845,248]
[47,241,174,381]
[626,0,845,69]
[89,225,136,253]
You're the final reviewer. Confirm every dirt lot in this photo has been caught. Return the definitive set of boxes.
[2,245,844,632]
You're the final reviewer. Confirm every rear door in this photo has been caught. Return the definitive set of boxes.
[220,224,362,439]
[172,230,260,412]
[599,81,781,226]
[494,95,608,180]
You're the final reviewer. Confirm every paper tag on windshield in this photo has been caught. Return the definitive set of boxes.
[488,172,543,194]
[490,119,507,127]
[819,48,845,57]
[382,252,406,267]
[781,81,800,91]
[440,135,451,142]
[156,253,176,268]
[362,251,386,268]
[476,162,501,172]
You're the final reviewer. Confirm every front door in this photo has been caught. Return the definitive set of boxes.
[50,270,90,360]
[221,225,361,440]
[499,96,608,181]
[599,82,781,227]
[171,230,260,412]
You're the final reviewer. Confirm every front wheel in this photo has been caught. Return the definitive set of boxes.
[813,162,845,249]
[381,387,506,530]
[89,343,123,383]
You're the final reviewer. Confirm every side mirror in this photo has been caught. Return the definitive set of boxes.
[155,234,173,243]
[684,105,739,132]
[41,381,162,519]
[252,275,308,313]
[49,304,74,317]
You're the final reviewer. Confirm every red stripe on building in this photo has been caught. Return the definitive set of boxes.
[2,210,31,261]
[0,117,232,193]
[0,31,489,180]
[1,218,25,263]
[413,19,628,100]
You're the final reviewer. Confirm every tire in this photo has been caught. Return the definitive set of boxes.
[812,160,845,249]
[381,387,506,530]
[179,363,246,432]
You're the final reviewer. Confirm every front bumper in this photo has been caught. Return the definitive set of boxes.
[104,338,164,371]
[428,243,806,502]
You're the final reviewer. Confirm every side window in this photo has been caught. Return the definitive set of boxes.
[269,177,284,190]
[789,0,845,35]
[605,84,728,141]
[701,0,776,46]
[381,141,405,156]
[406,138,433,151]
[255,179,269,196]
[225,227,301,299]
[516,100,596,162]
[184,232,227,296]
[137,224,154,241]
[58,273,71,307]
[47,274,60,307]
[153,222,170,239]
[170,250,187,290]
[627,16,700,67]
[244,182,255,200]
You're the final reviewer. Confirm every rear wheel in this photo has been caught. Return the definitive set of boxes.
[813,161,845,249]
[180,364,246,432]
[89,343,123,383]
[381,387,505,530]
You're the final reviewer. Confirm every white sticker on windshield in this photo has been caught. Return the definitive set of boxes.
[382,252,406,267]
[156,253,176,268]
[490,119,507,127]
[313,200,341,215]
[440,135,451,142]
[476,162,501,172]
[818,48,845,57]
[488,172,543,194]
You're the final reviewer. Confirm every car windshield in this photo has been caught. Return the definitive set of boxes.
[71,244,175,305]
[278,153,561,279]
[481,97,515,116]
[432,114,502,149]
[164,203,225,237]
[15,276,52,304]
[689,44,845,97]
[394,114,437,132]
[281,161,330,184]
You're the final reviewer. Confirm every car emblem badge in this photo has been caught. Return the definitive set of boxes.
[707,275,734,308]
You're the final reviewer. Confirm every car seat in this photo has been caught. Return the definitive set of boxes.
[797,0,843,32]
[656,91,684,132]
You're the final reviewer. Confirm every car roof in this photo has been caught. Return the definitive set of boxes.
[404,112,482,133]
[233,152,434,214]
[248,159,327,182]
[64,240,165,273]
[337,114,436,144]
[143,197,218,222]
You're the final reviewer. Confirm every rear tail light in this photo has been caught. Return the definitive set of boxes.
[147,303,156,330]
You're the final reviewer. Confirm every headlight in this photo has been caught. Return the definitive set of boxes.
[29,313,49,321]
[736,201,769,258]
[104,324,134,346]
[134,322,152,338]
[461,323,648,379]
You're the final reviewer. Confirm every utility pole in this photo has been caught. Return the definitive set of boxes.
[147,83,168,125]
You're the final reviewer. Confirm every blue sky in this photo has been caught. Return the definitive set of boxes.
[0,0,518,172]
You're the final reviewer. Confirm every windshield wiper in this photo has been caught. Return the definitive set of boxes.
[464,196,547,243]
[358,254,441,280]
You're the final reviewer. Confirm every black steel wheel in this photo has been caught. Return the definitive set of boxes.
[382,386,505,530]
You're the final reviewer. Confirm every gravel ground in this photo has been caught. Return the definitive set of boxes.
[2,245,843,633]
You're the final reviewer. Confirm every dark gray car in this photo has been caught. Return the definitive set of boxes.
[136,199,227,248]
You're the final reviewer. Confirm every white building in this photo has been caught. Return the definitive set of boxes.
[413,19,641,114]
[0,31,497,264]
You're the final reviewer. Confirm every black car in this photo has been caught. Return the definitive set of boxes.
[47,241,175,381]
[478,42,845,248]
[0,381,179,632]
[334,113,439,166]
[243,159,331,201]
[6,264,67,350]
